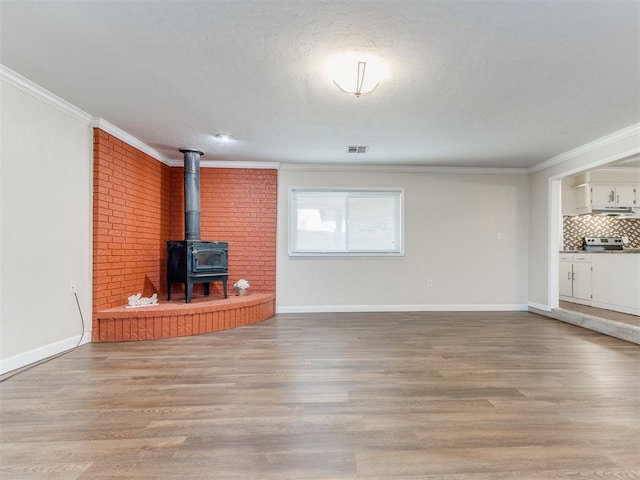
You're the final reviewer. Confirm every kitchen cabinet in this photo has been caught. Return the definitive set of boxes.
[559,255,573,297]
[591,254,640,315]
[559,254,592,302]
[574,184,590,211]
[591,185,637,208]
[572,260,592,301]
[575,183,638,213]
[560,253,640,316]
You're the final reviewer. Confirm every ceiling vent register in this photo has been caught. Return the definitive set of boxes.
[348,146,368,153]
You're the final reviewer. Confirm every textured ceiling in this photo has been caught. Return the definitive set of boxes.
[1,0,639,168]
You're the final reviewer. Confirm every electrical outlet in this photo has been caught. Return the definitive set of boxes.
[497,232,503,240]
[70,281,76,294]
[427,279,433,288]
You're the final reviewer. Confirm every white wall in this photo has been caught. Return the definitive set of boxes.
[0,73,92,374]
[277,166,529,312]
[527,125,640,310]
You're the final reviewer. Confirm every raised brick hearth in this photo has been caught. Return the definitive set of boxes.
[93,293,275,342]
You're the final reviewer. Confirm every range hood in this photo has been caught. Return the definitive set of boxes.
[590,206,635,216]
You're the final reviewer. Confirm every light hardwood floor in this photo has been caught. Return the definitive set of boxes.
[1,311,639,479]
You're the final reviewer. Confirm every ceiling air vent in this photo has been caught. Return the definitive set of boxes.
[347,145,368,153]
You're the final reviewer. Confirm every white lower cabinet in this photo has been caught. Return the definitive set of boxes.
[572,260,593,301]
[559,254,592,303]
[559,256,573,297]
[560,253,640,316]
[591,255,640,315]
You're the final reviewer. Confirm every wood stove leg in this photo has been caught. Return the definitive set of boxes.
[186,280,193,303]
[203,283,210,297]
[223,278,228,298]
[167,282,173,301]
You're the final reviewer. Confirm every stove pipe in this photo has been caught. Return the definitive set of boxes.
[180,148,204,241]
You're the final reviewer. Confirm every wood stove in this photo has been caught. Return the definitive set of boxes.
[167,149,229,302]
[167,240,228,302]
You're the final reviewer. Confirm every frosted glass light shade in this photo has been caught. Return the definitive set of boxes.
[325,52,390,97]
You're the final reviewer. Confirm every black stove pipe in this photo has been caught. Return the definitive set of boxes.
[180,149,204,241]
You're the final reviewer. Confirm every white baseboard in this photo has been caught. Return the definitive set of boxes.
[528,301,552,312]
[0,333,91,375]
[276,304,529,314]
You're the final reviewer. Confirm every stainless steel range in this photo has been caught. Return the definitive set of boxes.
[582,236,624,251]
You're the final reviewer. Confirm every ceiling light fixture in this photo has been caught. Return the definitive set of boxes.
[215,133,233,142]
[325,52,390,98]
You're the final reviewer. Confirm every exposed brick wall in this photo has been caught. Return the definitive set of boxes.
[93,129,172,311]
[94,129,277,313]
[170,167,278,295]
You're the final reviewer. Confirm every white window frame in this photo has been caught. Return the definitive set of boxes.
[288,187,405,257]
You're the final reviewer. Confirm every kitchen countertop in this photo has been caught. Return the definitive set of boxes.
[560,249,640,254]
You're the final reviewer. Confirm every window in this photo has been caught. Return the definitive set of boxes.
[289,188,404,256]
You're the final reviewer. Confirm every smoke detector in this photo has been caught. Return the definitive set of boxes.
[347,145,368,153]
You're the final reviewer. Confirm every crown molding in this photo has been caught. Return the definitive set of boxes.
[279,163,528,175]
[528,123,640,174]
[91,118,173,165]
[0,64,92,124]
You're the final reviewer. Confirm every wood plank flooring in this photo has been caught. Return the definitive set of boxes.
[1,311,639,479]
[559,300,640,328]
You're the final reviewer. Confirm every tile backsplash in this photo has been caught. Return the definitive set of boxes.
[563,215,640,250]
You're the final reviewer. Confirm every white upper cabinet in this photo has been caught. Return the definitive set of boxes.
[567,169,640,216]
[591,185,637,208]
[591,185,615,206]
[574,184,590,211]
[615,185,637,207]
[575,183,638,214]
